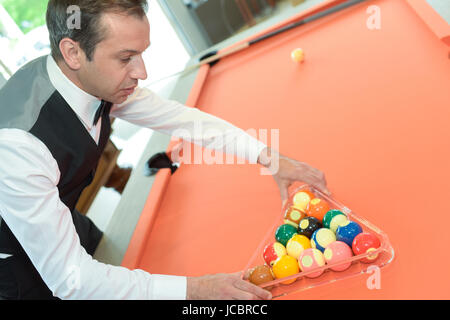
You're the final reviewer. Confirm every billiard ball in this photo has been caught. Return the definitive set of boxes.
[352,232,381,263]
[311,228,336,252]
[323,209,346,229]
[329,214,349,233]
[298,217,322,238]
[291,48,304,63]
[292,190,315,212]
[249,265,275,287]
[323,241,353,271]
[275,224,298,247]
[306,198,330,221]
[272,255,299,285]
[336,220,363,247]
[284,206,306,228]
[286,234,311,260]
[263,242,287,266]
[298,248,326,278]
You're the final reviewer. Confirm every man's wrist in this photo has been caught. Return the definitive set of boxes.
[186,276,201,300]
[257,147,282,176]
[257,147,272,168]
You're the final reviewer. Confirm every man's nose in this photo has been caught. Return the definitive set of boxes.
[130,55,148,81]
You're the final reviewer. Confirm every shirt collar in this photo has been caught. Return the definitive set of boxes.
[46,55,101,130]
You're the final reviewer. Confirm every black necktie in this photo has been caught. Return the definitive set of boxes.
[93,100,110,126]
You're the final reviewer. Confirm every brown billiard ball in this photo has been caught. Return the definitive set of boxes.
[284,206,306,228]
[249,265,275,287]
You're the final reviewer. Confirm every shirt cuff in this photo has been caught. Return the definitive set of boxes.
[246,137,268,164]
[150,274,187,300]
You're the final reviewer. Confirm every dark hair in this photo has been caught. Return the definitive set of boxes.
[46,0,148,61]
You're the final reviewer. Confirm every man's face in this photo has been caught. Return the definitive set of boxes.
[78,12,150,104]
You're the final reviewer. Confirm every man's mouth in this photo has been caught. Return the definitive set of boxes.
[122,86,136,95]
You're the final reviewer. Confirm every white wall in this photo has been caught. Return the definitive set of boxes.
[112,0,191,165]
[140,0,191,98]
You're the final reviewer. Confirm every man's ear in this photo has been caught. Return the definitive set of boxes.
[59,38,83,70]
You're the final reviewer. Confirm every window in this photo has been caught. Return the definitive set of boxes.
[0,0,50,76]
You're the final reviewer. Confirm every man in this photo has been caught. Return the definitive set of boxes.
[0,0,330,300]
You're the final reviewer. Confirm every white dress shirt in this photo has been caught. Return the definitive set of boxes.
[0,55,267,300]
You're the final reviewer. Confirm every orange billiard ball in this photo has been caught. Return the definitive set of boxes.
[306,198,330,221]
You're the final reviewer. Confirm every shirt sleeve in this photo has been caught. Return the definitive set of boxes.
[0,128,186,300]
[110,87,267,164]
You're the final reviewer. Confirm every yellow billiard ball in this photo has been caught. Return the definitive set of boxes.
[286,234,311,260]
[292,190,314,212]
[291,48,304,63]
[272,255,299,285]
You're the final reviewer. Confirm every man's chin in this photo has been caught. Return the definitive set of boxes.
[109,94,129,105]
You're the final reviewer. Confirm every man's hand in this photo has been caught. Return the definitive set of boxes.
[258,147,331,208]
[186,272,272,300]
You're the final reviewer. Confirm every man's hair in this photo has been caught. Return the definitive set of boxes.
[46,0,148,62]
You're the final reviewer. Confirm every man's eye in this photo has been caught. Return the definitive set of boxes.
[121,57,131,63]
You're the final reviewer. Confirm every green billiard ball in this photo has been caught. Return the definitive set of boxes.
[323,209,346,229]
[275,224,297,247]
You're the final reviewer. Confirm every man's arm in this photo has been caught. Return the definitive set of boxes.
[0,128,186,299]
[186,272,271,300]
[110,87,266,164]
[112,89,330,196]
[257,146,331,207]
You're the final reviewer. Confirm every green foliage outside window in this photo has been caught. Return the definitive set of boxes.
[0,0,48,34]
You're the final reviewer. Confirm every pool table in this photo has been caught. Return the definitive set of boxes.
[121,0,450,299]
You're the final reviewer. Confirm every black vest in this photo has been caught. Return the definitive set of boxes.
[0,56,111,298]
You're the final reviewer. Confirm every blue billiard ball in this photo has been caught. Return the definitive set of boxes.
[311,228,336,252]
[336,220,363,247]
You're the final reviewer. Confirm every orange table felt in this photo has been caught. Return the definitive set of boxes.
[122,0,450,299]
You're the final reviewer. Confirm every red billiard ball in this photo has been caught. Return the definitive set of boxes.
[352,232,381,263]
[263,242,287,266]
